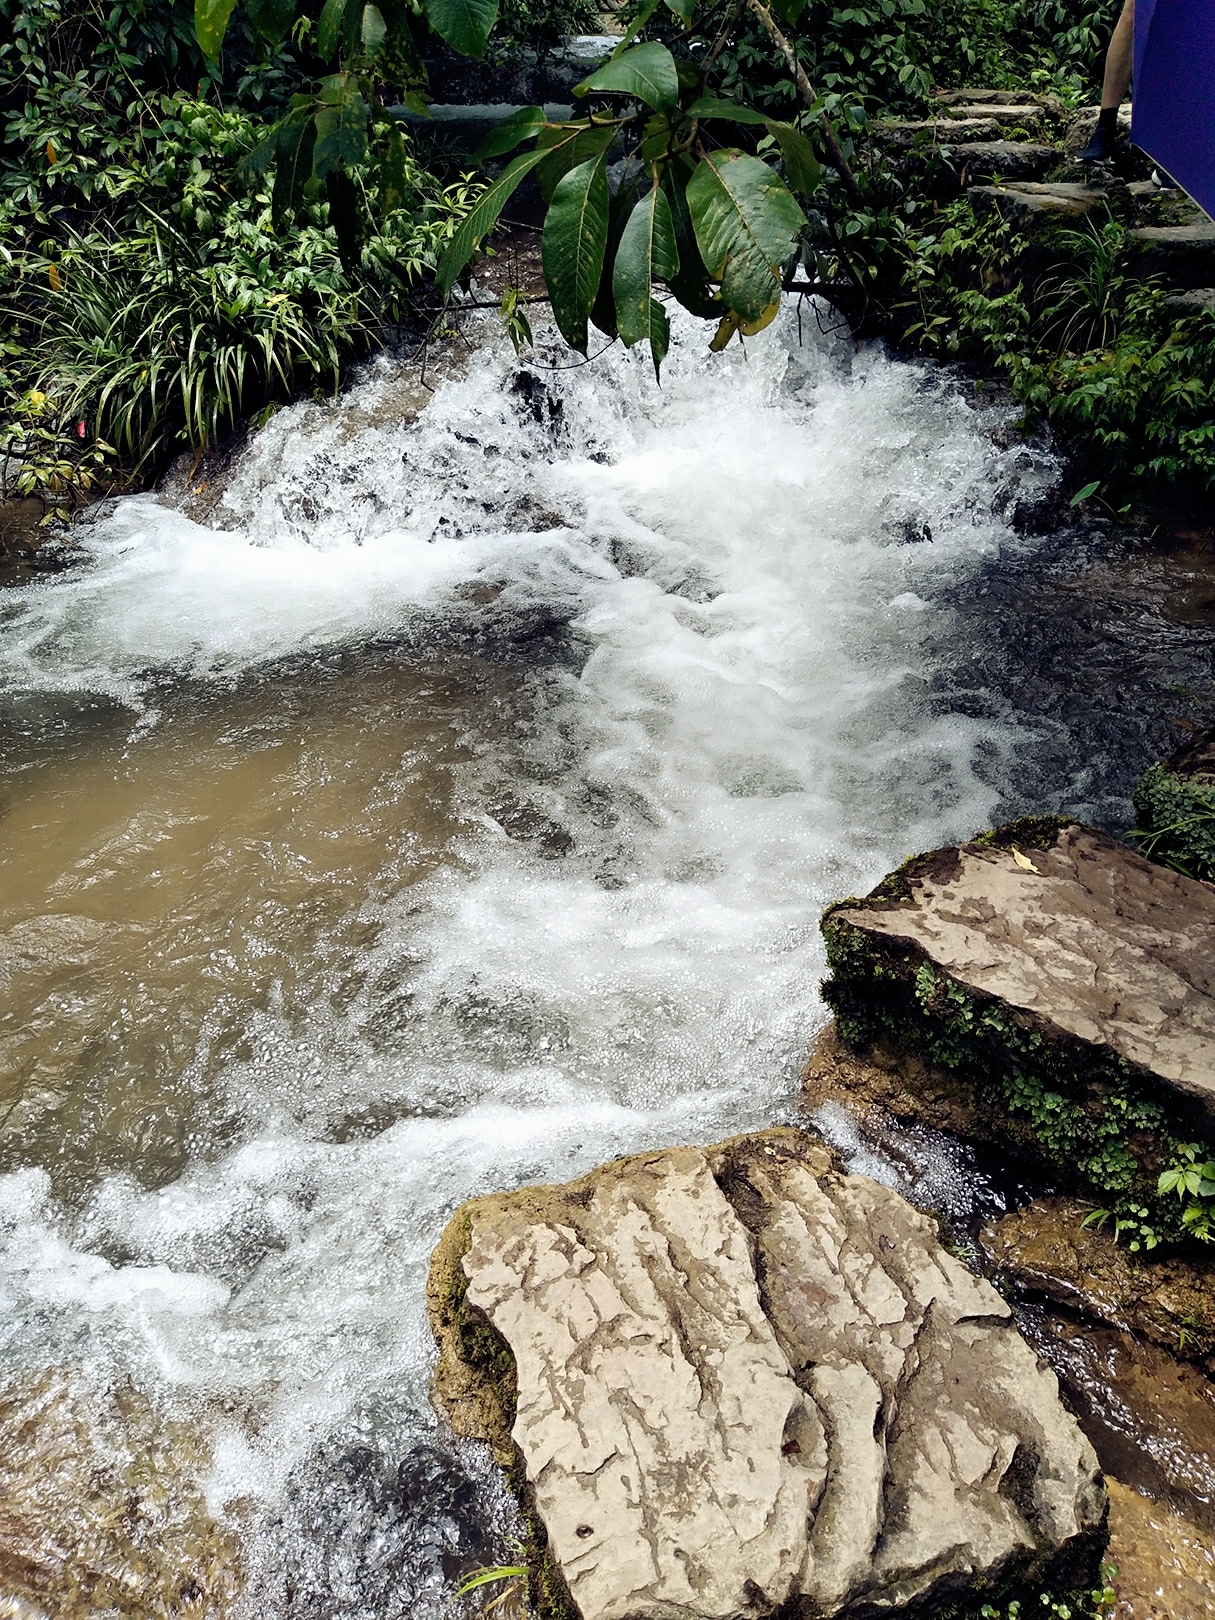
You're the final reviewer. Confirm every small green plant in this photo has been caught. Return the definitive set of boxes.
[454,1548,528,1616]
[1158,1142,1215,1242]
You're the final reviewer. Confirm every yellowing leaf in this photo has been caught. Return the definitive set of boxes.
[47,263,62,291]
[45,141,56,165]
[1010,846,1039,873]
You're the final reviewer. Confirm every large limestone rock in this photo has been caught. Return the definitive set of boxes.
[428,1130,1105,1620]
[823,821,1215,1110]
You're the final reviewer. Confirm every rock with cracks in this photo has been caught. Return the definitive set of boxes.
[428,1130,1105,1620]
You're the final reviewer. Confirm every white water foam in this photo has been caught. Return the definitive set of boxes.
[0,302,1058,1615]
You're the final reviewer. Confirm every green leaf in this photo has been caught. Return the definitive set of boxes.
[392,91,433,117]
[536,121,616,203]
[381,124,411,217]
[425,0,499,58]
[575,42,678,113]
[362,3,388,54]
[272,117,317,220]
[771,0,808,20]
[246,0,295,44]
[195,0,239,60]
[477,105,548,160]
[610,0,660,56]
[313,82,369,177]
[686,150,804,322]
[1069,479,1100,506]
[685,97,768,125]
[614,178,678,377]
[436,147,547,296]
[317,0,348,58]
[542,151,611,354]
[664,0,695,21]
[235,131,279,188]
[591,187,638,341]
[662,160,720,318]
[765,120,822,196]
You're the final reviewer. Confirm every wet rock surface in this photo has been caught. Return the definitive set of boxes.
[428,1129,1105,1620]
[825,822,1215,1108]
[1104,1478,1215,1619]
[981,1197,1215,1361]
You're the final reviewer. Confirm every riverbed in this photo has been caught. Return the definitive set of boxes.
[1,304,1212,1618]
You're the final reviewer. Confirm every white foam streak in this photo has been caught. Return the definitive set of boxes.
[0,302,1057,1608]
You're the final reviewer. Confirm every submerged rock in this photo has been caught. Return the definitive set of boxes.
[428,1129,1105,1620]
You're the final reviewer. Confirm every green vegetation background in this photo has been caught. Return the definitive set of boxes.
[2,0,1213,516]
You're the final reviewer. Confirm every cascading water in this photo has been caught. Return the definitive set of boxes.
[0,303,1210,1618]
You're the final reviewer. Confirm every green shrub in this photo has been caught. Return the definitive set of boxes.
[1131,761,1215,883]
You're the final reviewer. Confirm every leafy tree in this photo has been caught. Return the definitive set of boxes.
[198,0,871,375]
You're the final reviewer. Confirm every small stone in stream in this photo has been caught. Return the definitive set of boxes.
[428,1129,1106,1620]
[823,820,1215,1111]
[980,1197,1215,1361]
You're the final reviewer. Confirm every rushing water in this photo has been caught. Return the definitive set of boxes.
[1,304,1212,1617]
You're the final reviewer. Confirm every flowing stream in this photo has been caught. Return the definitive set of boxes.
[1,304,1213,1618]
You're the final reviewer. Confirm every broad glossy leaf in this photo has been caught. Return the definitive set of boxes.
[536,121,615,203]
[317,0,348,58]
[425,0,499,58]
[235,131,278,187]
[709,301,781,350]
[477,105,548,160]
[664,0,694,21]
[195,0,238,60]
[613,179,678,375]
[246,0,295,44]
[272,117,317,219]
[687,151,804,322]
[575,42,678,113]
[685,97,768,125]
[661,160,720,318]
[381,124,411,216]
[766,120,822,196]
[591,188,638,341]
[392,90,433,118]
[362,3,388,54]
[436,147,547,296]
[542,152,610,354]
[313,84,369,177]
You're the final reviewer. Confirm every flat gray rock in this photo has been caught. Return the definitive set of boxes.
[969,183,1109,224]
[948,142,1060,181]
[1124,225,1215,286]
[429,1131,1105,1620]
[829,824,1215,1107]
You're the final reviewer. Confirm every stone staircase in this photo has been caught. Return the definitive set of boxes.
[872,87,1215,307]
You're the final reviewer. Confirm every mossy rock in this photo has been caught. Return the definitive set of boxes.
[820,819,1215,1249]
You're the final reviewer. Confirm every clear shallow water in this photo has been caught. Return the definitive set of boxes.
[0,304,1211,1617]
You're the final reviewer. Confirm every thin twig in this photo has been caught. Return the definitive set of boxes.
[743,0,865,208]
[705,0,747,67]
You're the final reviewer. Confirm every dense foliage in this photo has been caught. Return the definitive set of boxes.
[0,0,480,508]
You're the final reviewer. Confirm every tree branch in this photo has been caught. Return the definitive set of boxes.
[743,0,865,208]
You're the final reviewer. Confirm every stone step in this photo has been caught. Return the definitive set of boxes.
[969,180,1109,225]
[871,116,1003,147]
[430,1129,1105,1620]
[934,87,1064,114]
[947,141,1060,182]
[1122,223,1215,286]
[938,102,1045,130]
